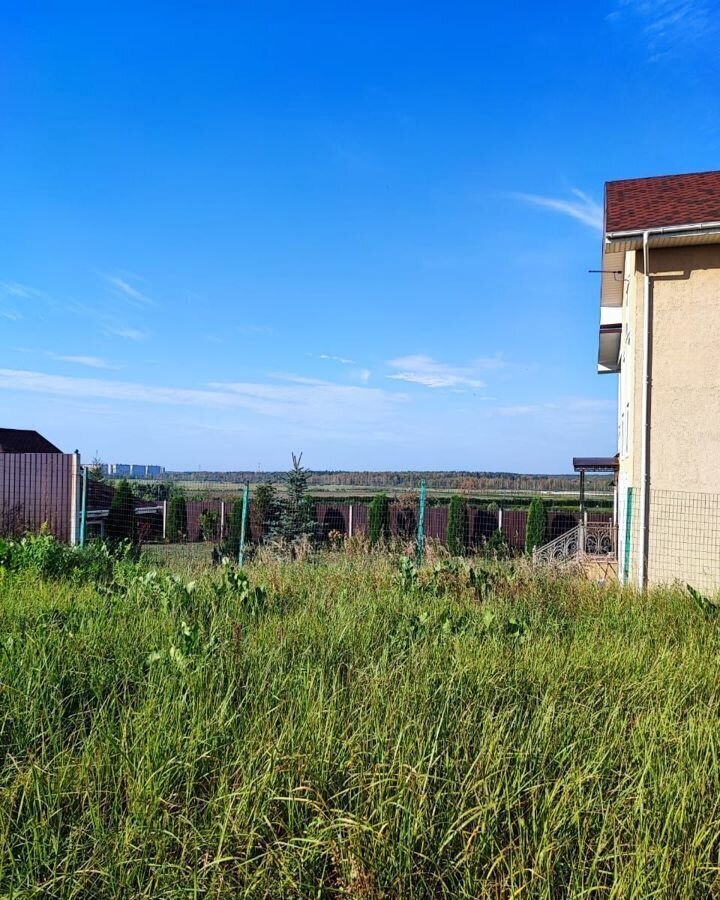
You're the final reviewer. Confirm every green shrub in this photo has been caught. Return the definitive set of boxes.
[199,508,220,542]
[525,497,548,552]
[222,499,245,558]
[253,482,278,540]
[0,533,133,581]
[167,494,188,542]
[106,479,137,543]
[368,493,390,545]
[486,527,510,559]
[447,495,468,556]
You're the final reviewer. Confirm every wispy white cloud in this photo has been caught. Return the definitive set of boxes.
[0,281,48,301]
[0,369,406,433]
[314,353,356,365]
[13,348,120,370]
[313,356,371,384]
[0,309,23,321]
[266,373,329,387]
[102,274,154,307]
[105,326,150,341]
[386,354,504,389]
[610,0,717,54]
[513,189,603,231]
[54,355,116,370]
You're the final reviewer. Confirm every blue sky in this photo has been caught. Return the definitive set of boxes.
[1,1,718,472]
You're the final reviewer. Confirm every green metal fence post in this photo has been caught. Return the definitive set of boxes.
[416,480,427,567]
[79,465,88,548]
[238,483,249,567]
[623,487,633,585]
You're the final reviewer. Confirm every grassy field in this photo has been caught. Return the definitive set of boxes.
[155,478,613,506]
[1,545,720,896]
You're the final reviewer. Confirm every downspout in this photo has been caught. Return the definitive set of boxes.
[637,230,651,589]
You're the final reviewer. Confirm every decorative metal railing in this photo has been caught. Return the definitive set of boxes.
[583,522,616,557]
[533,523,616,567]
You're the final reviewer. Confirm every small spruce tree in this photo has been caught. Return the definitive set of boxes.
[525,497,548,552]
[167,494,188,542]
[276,453,315,543]
[88,453,105,482]
[368,493,390,545]
[447,494,468,556]
[106,479,136,542]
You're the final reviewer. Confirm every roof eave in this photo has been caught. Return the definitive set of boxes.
[605,221,720,252]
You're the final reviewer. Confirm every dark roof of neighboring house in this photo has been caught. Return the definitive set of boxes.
[87,478,163,512]
[0,428,62,453]
[573,456,619,472]
[605,170,720,233]
[87,479,115,510]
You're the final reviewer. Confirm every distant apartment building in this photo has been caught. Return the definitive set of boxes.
[597,169,720,589]
[102,463,165,479]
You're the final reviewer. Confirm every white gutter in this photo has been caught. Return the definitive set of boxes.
[606,220,720,242]
[638,230,651,589]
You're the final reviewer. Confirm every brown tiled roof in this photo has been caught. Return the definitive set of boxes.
[0,428,62,453]
[605,170,720,233]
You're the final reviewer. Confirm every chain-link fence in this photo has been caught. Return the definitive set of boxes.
[8,463,720,593]
[66,471,614,567]
[616,488,720,593]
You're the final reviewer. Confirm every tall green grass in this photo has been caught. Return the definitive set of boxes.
[1,552,719,897]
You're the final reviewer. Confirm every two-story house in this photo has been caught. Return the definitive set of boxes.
[598,170,720,590]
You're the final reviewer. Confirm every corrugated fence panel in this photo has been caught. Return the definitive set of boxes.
[0,453,75,541]
[352,504,368,536]
[502,509,528,549]
[588,511,613,523]
[425,506,447,541]
[547,510,580,540]
[315,503,350,538]
[390,502,421,540]
[185,499,224,542]
[469,507,501,545]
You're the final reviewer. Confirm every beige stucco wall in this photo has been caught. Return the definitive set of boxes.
[647,245,720,493]
[620,244,720,588]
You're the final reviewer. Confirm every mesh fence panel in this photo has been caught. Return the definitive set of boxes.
[619,489,720,593]
[14,467,720,593]
[9,464,720,592]
[65,474,618,568]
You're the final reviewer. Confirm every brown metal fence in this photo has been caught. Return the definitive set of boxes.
[1,459,611,557]
[0,452,78,542]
